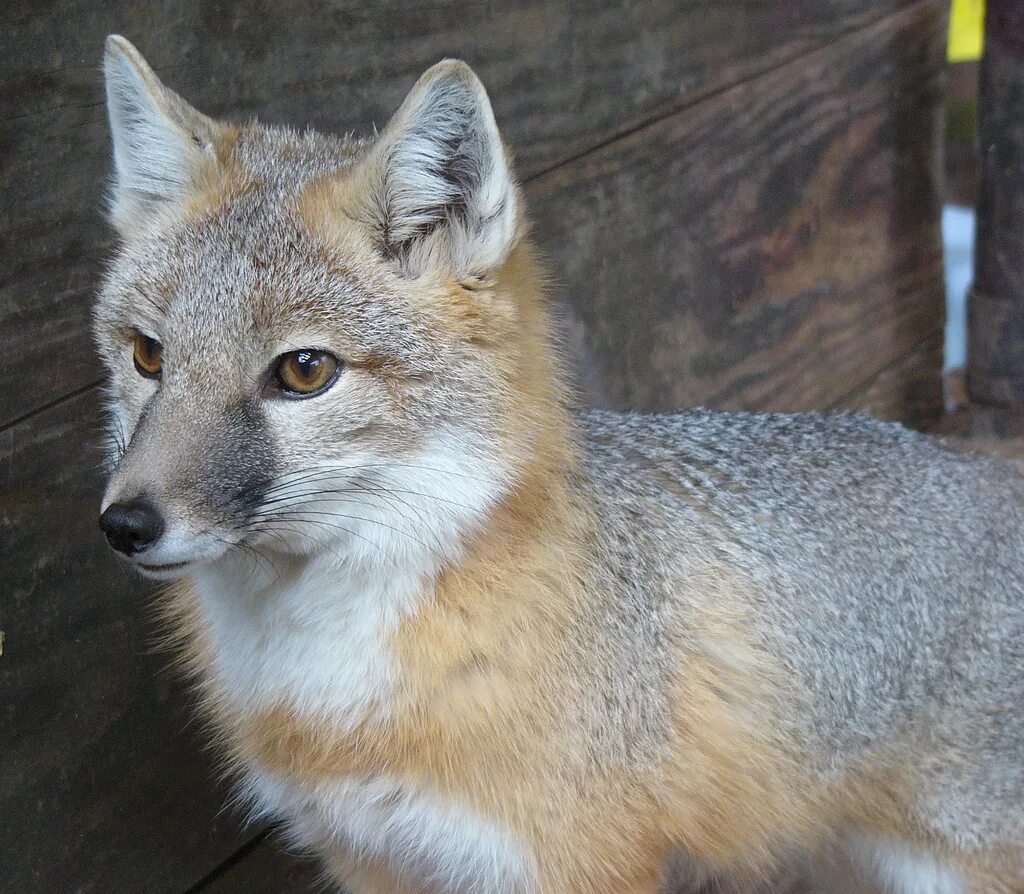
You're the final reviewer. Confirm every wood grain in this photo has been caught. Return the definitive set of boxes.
[829,331,944,424]
[0,386,254,894]
[2,0,918,430]
[528,1,945,424]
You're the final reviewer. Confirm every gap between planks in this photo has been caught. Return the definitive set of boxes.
[182,827,276,894]
[0,377,104,436]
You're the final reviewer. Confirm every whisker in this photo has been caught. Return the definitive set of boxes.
[248,490,401,526]
[353,479,479,513]
[249,478,449,535]
[262,460,495,491]
[245,508,430,552]
[158,459,492,568]
[249,518,400,569]
[253,473,481,516]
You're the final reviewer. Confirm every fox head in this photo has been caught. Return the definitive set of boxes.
[95,36,564,581]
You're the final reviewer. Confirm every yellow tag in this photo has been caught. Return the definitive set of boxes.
[949,0,985,62]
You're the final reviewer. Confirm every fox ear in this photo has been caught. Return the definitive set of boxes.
[103,35,220,232]
[350,60,520,280]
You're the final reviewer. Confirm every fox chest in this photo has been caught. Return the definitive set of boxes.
[244,765,536,894]
[195,564,537,890]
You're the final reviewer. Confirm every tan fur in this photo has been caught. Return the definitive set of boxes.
[182,123,253,219]
[958,850,1024,894]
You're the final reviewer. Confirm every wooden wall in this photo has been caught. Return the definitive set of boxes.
[968,0,1024,407]
[1,2,946,891]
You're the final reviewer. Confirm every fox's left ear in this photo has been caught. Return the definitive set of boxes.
[103,35,222,233]
[348,60,521,281]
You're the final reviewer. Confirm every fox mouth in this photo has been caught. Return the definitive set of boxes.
[137,559,189,572]
[134,559,195,579]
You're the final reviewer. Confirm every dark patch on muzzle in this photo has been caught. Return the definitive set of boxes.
[197,399,277,521]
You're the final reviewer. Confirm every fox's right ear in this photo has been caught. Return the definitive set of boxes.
[341,60,521,282]
[103,35,221,232]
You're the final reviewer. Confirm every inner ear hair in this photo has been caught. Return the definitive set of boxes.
[351,60,521,281]
[103,34,221,231]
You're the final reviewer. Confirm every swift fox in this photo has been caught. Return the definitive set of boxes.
[95,35,1023,893]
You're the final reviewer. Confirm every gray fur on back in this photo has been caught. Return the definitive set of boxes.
[578,408,1024,850]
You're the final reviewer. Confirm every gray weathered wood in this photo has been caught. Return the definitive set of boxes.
[528,1,945,424]
[967,0,1024,406]
[2,0,918,430]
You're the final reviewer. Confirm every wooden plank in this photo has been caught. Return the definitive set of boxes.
[1,0,917,430]
[528,1,946,425]
[0,386,255,894]
[934,398,1024,468]
[966,0,1024,406]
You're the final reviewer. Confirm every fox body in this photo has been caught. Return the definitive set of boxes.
[95,37,1024,893]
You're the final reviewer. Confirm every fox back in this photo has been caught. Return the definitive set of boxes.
[95,37,1024,894]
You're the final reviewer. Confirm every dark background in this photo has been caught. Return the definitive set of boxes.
[1,1,947,890]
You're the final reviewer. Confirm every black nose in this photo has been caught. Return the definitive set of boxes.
[98,499,165,555]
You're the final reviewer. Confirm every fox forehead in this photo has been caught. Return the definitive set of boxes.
[97,128,435,367]
[227,122,367,188]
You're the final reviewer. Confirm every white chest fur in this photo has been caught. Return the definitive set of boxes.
[192,546,535,892]
[194,552,408,720]
[187,439,533,891]
[245,768,536,894]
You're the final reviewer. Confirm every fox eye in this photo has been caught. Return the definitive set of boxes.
[273,350,340,398]
[132,331,163,379]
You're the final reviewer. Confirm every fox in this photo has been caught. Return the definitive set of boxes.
[93,34,1024,894]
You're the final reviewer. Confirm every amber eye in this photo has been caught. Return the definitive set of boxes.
[132,331,163,379]
[274,350,340,397]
